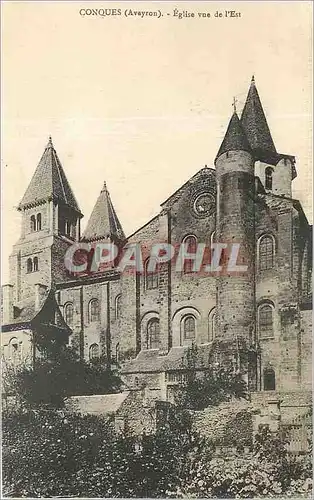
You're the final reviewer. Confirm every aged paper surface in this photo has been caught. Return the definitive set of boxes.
[2,1,313,499]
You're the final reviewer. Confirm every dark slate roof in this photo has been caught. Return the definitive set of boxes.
[11,297,37,325]
[241,76,277,154]
[2,289,69,334]
[18,137,81,214]
[82,182,125,242]
[215,112,252,163]
[121,344,213,374]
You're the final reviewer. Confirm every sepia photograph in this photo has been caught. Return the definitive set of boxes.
[1,1,313,498]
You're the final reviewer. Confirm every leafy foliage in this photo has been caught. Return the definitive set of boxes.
[173,424,312,498]
[2,408,211,498]
[5,346,122,409]
[3,409,312,498]
[175,344,247,410]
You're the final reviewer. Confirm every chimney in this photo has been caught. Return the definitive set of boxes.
[2,284,14,324]
[34,283,48,311]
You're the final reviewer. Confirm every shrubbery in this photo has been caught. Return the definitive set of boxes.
[175,344,247,410]
[3,409,312,498]
[3,344,312,498]
[175,425,312,498]
[3,346,122,409]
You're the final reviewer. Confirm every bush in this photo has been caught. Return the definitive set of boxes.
[4,346,123,409]
[174,425,312,498]
[2,408,211,498]
[175,345,247,411]
[3,408,312,498]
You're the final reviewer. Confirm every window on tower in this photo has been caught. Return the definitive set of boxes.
[9,337,21,361]
[265,167,274,190]
[208,308,216,342]
[65,220,71,237]
[36,213,42,231]
[115,343,120,363]
[27,258,33,273]
[258,235,275,270]
[33,256,39,272]
[30,215,36,232]
[115,294,122,319]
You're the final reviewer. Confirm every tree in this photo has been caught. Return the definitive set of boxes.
[175,344,247,410]
[7,345,123,409]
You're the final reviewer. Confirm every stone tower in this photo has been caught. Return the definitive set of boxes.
[214,109,256,357]
[9,137,83,303]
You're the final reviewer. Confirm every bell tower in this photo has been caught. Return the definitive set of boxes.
[241,76,296,197]
[9,137,83,303]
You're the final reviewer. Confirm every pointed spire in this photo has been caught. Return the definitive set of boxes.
[241,77,276,154]
[18,139,81,214]
[82,182,125,243]
[215,112,252,163]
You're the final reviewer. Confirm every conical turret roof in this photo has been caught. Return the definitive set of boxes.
[215,111,252,163]
[18,137,81,214]
[82,182,125,242]
[241,76,276,153]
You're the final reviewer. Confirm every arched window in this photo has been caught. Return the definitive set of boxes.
[147,318,160,350]
[210,231,216,247]
[258,235,274,271]
[265,167,274,190]
[208,308,216,341]
[64,303,74,326]
[115,294,122,319]
[115,343,120,363]
[9,337,21,360]
[182,235,197,274]
[33,256,39,272]
[144,258,159,290]
[89,298,100,323]
[263,368,276,391]
[36,213,42,231]
[27,258,33,273]
[65,220,71,237]
[89,343,99,360]
[182,315,196,341]
[258,303,274,338]
[30,215,36,232]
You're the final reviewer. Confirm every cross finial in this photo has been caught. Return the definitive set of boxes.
[232,96,237,113]
[251,74,255,84]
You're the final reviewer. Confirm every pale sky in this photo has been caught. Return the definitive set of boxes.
[1,1,312,283]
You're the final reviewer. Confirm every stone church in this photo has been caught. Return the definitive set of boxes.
[2,78,312,406]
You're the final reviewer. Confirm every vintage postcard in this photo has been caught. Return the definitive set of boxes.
[1,1,313,498]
